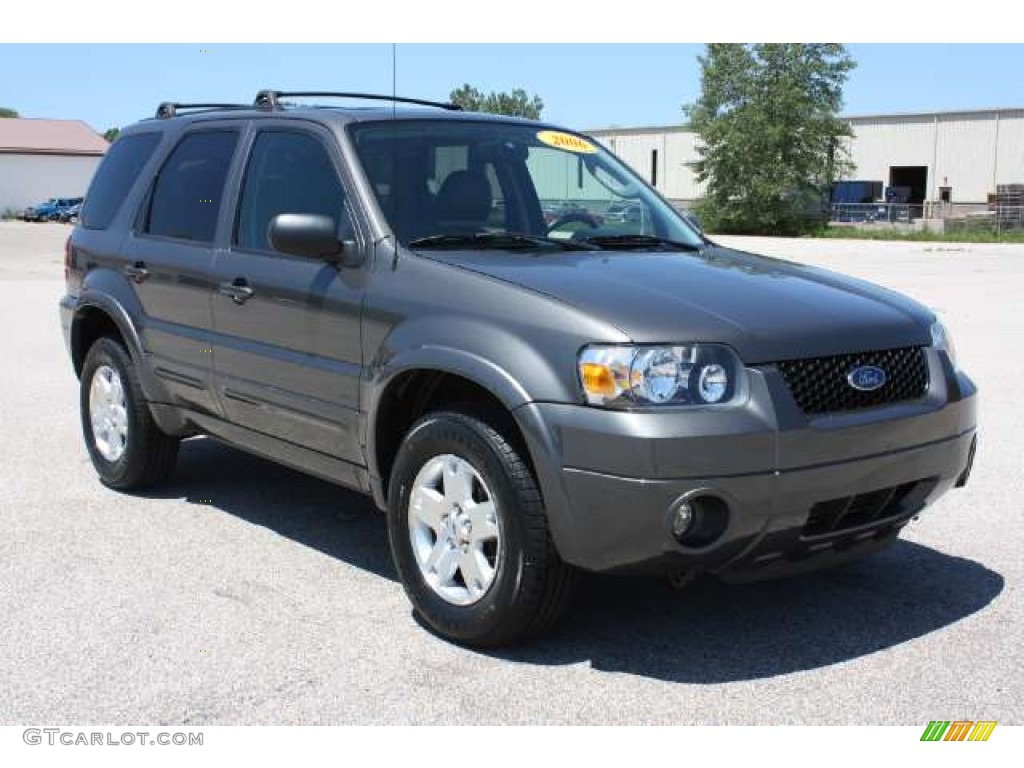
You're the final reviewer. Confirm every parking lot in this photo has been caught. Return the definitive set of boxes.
[0,220,1020,725]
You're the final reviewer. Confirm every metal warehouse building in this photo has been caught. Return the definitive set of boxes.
[587,107,1024,208]
[0,118,108,215]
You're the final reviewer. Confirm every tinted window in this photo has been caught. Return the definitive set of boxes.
[146,131,238,242]
[80,133,161,230]
[235,131,349,251]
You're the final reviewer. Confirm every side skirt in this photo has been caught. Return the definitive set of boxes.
[152,403,373,497]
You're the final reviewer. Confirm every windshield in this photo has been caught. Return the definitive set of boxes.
[348,119,703,249]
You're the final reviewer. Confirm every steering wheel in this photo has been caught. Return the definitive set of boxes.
[546,212,601,235]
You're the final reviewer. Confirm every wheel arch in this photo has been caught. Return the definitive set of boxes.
[71,295,144,378]
[70,292,186,435]
[366,352,536,508]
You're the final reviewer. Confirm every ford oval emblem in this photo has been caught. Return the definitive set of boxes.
[847,365,887,391]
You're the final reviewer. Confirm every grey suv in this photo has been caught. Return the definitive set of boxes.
[60,91,977,646]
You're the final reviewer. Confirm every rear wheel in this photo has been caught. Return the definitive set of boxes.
[80,336,179,489]
[387,408,576,647]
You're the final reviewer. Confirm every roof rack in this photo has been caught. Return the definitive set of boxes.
[253,90,462,112]
[155,102,252,119]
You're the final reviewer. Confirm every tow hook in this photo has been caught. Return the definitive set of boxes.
[668,568,697,590]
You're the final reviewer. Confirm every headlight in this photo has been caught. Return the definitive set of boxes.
[578,344,743,407]
[930,319,957,368]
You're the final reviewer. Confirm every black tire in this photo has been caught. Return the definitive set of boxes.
[80,336,179,490]
[387,408,576,647]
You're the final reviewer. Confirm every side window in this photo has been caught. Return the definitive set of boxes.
[80,132,161,230]
[145,130,239,243]
[235,131,350,252]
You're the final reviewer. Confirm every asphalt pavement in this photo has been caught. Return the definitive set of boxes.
[0,221,1019,724]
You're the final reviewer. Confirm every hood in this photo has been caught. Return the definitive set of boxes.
[417,245,934,363]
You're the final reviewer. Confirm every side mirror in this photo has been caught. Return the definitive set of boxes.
[268,213,347,262]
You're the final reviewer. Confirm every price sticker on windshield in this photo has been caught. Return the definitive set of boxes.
[537,130,597,154]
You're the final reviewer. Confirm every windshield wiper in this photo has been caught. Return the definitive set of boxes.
[408,232,597,251]
[581,234,703,251]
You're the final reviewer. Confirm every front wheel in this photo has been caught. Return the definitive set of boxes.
[80,336,179,489]
[387,408,576,647]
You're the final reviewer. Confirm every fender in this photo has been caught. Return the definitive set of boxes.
[357,248,634,562]
[361,334,581,562]
[363,342,536,487]
[72,292,144,375]
[76,265,147,358]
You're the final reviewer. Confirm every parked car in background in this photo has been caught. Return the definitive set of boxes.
[23,197,83,222]
[541,200,602,229]
[59,202,82,224]
[604,200,651,225]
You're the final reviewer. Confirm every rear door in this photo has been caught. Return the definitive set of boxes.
[121,124,244,414]
[210,122,369,465]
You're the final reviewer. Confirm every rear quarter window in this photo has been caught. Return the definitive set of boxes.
[80,132,162,230]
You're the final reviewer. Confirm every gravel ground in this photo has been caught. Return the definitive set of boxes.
[0,221,1019,725]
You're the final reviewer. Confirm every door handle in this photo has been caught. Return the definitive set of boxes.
[123,261,149,283]
[218,278,254,305]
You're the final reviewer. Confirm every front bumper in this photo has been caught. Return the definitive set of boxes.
[517,348,977,578]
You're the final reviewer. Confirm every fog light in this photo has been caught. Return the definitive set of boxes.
[668,494,730,547]
[671,501,694,538]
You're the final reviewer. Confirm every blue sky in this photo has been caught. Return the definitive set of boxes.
[2,44,1022,133]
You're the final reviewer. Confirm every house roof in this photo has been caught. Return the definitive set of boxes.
[0,118,108,156]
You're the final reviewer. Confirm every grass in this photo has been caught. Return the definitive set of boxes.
[806,227,1024,244]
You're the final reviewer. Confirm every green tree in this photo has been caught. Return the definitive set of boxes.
[449,84,544,119]
[686,44,855,235]
[0,107,19,118]
[103,127,120,142]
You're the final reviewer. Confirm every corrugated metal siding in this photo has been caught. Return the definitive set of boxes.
[661,131,704,200]
[590,109,1024,205]
[846,116,935,192]
[604,133,658,186]
[848,111,1024,202]
[933,114,995,199]
[996,113,1024,188]
[594,129,703,202]
[934,115,999,201]
[0,153,102,212]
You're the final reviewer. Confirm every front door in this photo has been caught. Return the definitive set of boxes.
[210,123,368,467]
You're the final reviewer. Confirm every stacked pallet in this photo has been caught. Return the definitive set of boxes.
[997,184,1024,229]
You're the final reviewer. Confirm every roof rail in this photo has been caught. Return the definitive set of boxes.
[253,90,462,112]
[155,102,252,119]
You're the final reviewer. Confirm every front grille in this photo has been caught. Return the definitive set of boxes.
[803,477,938,537]
[776,346,928,414]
